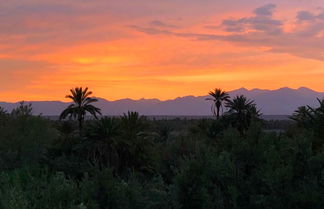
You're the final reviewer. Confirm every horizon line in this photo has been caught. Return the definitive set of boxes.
[0,86,322,103]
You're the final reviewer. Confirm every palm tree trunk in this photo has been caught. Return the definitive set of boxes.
[216,104,221,119]
[216,107,220,119]
[78,114,83,132]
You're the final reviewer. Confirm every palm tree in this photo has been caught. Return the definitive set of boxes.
[85,117,120,168]
[60,87,101,131]
[311,98,324,116]
[119,111,154,173]
[11,101,33,118]
[0,106,6,115]
[121,111,147,139]
[290,106,314,127]
[225,95,260,136]
[290,98,324,130]
[206,88,230,119]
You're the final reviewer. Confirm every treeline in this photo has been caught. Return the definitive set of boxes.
[0,88,323,209]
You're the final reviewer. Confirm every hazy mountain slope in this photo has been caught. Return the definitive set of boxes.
[1,87,323,115]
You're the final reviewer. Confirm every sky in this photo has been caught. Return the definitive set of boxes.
[0,0,323,101]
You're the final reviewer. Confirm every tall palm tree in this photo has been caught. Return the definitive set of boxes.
[225,95,260,136]
[60,87,101,131]
[206,88,230,119]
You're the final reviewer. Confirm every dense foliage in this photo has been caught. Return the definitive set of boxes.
[0,98,323,209]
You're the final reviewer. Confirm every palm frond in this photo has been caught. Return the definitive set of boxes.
[61,87,101,130]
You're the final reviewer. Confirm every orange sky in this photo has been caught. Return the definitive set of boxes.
[0,0,323,102]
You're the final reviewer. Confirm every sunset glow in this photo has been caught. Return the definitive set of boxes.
[1,0,323,102]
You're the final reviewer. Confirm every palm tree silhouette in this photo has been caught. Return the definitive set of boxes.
[119,111,153,173]
[206,88,230,119]
[85,117,120,168]
[60,87,101,131]
[0,106,7,115]
[290,106,313,126]
[225,95,260,135]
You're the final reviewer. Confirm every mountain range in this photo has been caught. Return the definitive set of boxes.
[1,87,324,116]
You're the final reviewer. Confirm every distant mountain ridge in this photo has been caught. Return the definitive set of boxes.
[1,87,324,116]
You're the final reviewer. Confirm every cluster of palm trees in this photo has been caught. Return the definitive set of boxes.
[60,87,156,173]
[59,88,155,171]
[82,111,153,172]
[60,87,260,136]
[206,89,260,117]
[206,88,261,135]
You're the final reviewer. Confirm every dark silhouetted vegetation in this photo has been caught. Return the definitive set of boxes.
[206,88,230,119]
[60,87,102,131]
[0,88,323,209]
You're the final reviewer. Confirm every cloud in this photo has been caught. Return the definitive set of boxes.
[220,4,282,35]
[130,25,173,35]
[295,10,324,38]
[0,1,136,54]
[297,10,324,22]
[133,4,324,61]
[253,4,276,16]
[297,11,317,22]
[149,20,178,28]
